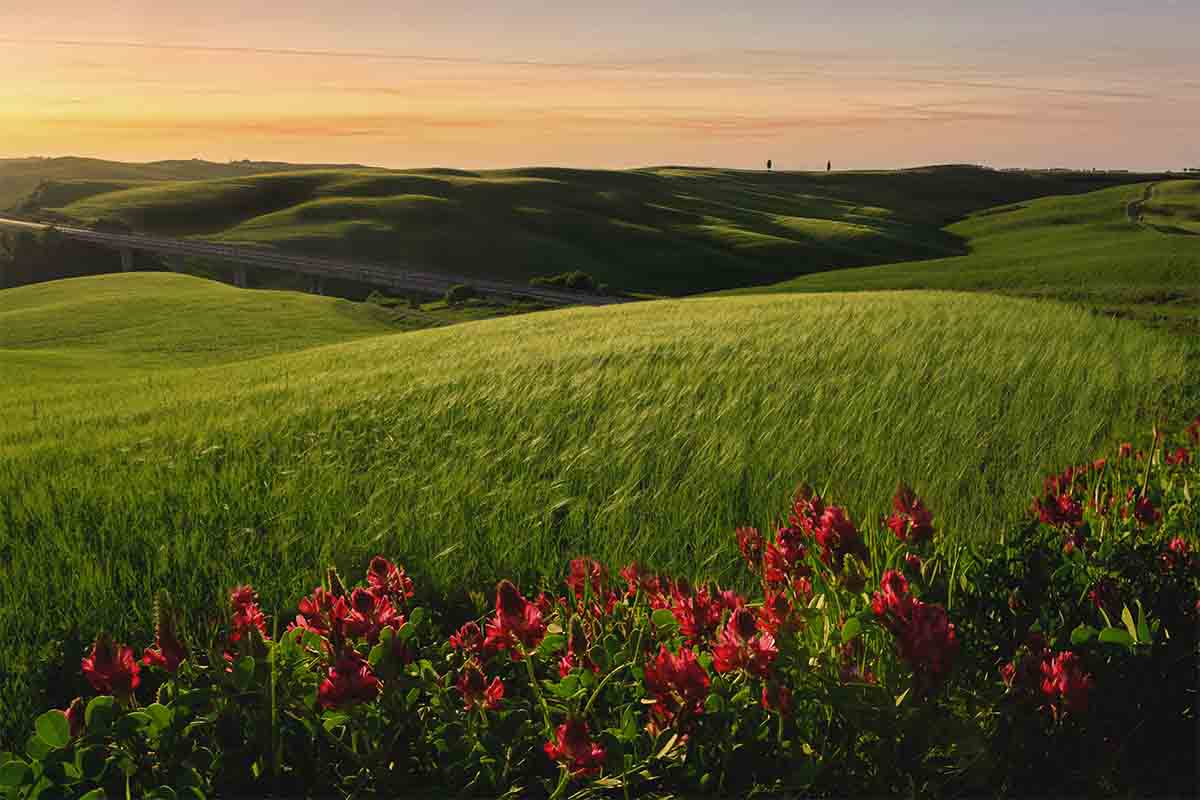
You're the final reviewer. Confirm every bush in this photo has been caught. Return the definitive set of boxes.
[3,420,1196,798]
[444,284,476,306]
[530,271,599,293]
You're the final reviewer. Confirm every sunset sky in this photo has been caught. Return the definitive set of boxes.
[2,1,1198,170]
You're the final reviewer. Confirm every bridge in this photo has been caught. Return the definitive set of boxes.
[0,217,626,306]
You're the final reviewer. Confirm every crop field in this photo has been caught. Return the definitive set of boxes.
[23,165,1161,296]
[732,180,1200,331]
[1,271,1195,741]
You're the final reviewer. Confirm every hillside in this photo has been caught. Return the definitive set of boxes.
[27,165,1161,296]
[0,156,374,215]
[2,275,1195,742]
[732,180,1200,331]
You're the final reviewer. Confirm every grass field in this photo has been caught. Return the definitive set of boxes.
[731,180,1200,331]
[29,165,1163,295]
[1,273,1194,743]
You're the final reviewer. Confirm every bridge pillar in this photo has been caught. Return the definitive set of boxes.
[120,248,134,272]
[233,265,248,288]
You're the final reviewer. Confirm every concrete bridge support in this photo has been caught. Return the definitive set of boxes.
[120,248,134,272]
[233,265,248,288]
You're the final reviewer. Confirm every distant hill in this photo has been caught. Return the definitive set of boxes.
[0,156,375,213]
[16,162,1165,295]
[727,179,1200,332]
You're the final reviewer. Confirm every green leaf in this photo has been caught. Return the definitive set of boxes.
[368,644,386,669]
[0,760,32,787]
[35,712,70,750]
[841,618,862,642]
[1135,600,1151,643]
[550,675,580,699]
[409,607,427,628]
[1121,606,1138,641]
[84,696,117,734]
[123,712,153,730]
[650,609,679,633]
[895,687,911,707]
[704,694,726,713]
[79,789,107,800]
[146,703,173,732]
[25,734,51,761]
[322,712,350,733]
[536,634,566,658]
[1099,627,1134,650]
[77,747,107,780]
[1070,625,1098,646]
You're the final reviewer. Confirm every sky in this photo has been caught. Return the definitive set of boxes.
[1,1,1198,171]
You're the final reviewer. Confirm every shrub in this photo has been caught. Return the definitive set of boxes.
[2,421,1195,798]
[530,271,598,293]
[444,284,476,306]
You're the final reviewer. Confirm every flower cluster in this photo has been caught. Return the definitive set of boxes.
[871,570,958,693]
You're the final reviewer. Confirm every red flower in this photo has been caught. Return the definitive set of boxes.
[904,552,923,576]
[736,526,765,572]
[758,590,798,635]
[544,718,606,777]
[1118,442,1133,459]
[290,586,337,638]
[340,587,404,644]
[1033,492,1083,529]
[871,571,957,693]
[559,616,599,678]
[366,556,415,603]
[813,505,868,571]
[449,621,485,655]
[764,525,811,587]
[1088,579,1119,616]
[712,607,777,677]
[483,580,547,657]
[1164,447,1191,467]
[142,596,188,674]
[1132,495,1161,527]
[1186,417,1200,445]
[668,582,725,645]
[1039,651,1093,718]
[643,645,710,733]
[229,585,269,645]
[566,558,606,601]
[456,661,504,711]
[82,634,140,698]
[887,484,935,545]
[318,653,381,709]
[760,682,793,714]
[1161,537,1192,572]
[620,562,664,602]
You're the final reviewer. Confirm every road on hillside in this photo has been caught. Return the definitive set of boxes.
[0,216,627,307]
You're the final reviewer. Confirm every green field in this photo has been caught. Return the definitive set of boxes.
[1,271,1195,742]
[731,180,1200,330]
[27,165,1163,295]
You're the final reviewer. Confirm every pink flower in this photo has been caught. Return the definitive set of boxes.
[366,556,415,603]
[1164,447,1191,467]
[142,598,188,674]
[887,484,935,545]
[668,582,726,645]
[871,571,957,693]
[1033,492,1083,529]
[456,661,504,711]
[82,635,140,698]
[1039,651,1093,718]
[318,653,381,709]
[544,718,606,777]
[712,607,777,677]
[483,580,547,657]
[643,645,710,733]
[760,682,793,714]
[449,621,485,655]
[736,526,765,572]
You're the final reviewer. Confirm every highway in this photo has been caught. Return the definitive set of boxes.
[0,216,626,307]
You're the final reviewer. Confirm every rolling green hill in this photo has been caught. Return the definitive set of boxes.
[1,273,1194,742]
[0,156,374,215]
[32,165,1161,295]
[732,180,1200,330]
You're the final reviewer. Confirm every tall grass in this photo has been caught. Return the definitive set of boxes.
[0,279,1192,743]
